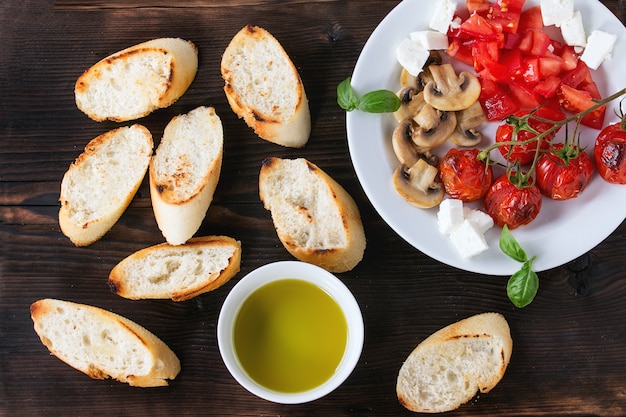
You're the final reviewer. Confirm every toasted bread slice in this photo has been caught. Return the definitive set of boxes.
[59,124,153,246]
[75,38,198,122]
[259,157,366,273]
[397,312,513,413]
[149,106,223,245]
[30,299,180,387]
[109,236,242,302]
[221,25,311,148]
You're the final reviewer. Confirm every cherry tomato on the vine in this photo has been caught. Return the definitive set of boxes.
[594,121,626,184]
[484,173,542,229]
[495,106,566,165]
[536,143,594,200]
[439,148,493,202]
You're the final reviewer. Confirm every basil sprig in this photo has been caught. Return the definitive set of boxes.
[500,225,539,308]
[337,77,401,113]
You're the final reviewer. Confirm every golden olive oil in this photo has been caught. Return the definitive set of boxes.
[233,279,348,393]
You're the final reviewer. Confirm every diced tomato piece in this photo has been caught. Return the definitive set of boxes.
[460,13,502,42]
[561,60,594,89]
[500,48,522,74]
[557,84,606,129]
[530,29,551,56]
[490,2,522,34]
[447,38,475,67]
[499,0,525,11]
[480,77,521,120]
[518,6,544,31]
[517,30,534,53]
[539,55,564,79]
[533,75,562,98]
[519,57,541,84]
[560,46,579,71]
[509,81,541,110]
[466,0,491,15]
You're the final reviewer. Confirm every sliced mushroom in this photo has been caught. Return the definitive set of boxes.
[392,120,422,166]
[411,104,457,150]
[423,64,481,112]
[393,88,426,122]
[449,101,487,147]
[392,158,444,208]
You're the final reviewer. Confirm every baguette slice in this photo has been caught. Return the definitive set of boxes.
[30,299,180,387]
[109,236,242,302]
[75,38,198,122]
[221,25,311,148]
[149,106,223,245]
[259,157,366,273]
[397,312,513,413]
[59,124,153,246]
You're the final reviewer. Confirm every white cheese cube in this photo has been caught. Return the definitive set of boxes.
[463,207,494,234]
[540,0,574,27]
[429,0,457,34]
[449,219,489,259]
[580,30,617,70]
[410,30,449,51]
[396,38,430,77]
[437,199,464,234]
[560,10,586,47]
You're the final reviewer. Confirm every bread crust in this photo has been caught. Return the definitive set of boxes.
[259,157,366,272]
[30,299,180,387]
[397,312,512,413]
[108,236,242,301]
[149,106,223,245]
[59,124,153,246]
[75,38,198,122]
[221,25,311,148]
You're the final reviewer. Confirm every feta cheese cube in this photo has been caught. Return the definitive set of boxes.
[463,207,494,234]
[429,0,457,34]
[410,30,449,50]
[396,38,430,77]
[449,219,489,259]
[437,199,464,234]
[540,0,574,27]
[580,30,617,70]
[560,10,586,47]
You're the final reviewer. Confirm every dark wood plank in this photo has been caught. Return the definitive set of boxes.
[2,1,626,416]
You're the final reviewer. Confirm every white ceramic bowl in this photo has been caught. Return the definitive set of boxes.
[217,261,364,404]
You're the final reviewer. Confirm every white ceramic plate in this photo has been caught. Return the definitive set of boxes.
[347,0,626,275]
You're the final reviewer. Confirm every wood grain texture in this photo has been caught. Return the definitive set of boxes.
[2,1,626,416]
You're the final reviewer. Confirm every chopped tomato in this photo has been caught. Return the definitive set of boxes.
[480,77,521,120]
[466,0,491,14]
[557,84,606,129]
[518,6,544,31]
[447,0,606,122]
[533,75,562,99]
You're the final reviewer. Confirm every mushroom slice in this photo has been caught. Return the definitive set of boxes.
[392,120,422,166]
[449,101,487,147]
[423,64,481,112]
[411,104,457,150]
[393,158,444,209]
[393,89,426,123]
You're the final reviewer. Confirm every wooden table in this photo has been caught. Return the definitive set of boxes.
[2,1,625,415]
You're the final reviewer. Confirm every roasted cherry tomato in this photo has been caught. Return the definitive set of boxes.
[536,143,594,200]
[594,120,626,184]
[495,106,565,165]
[484,173,542,229]
[439,148,493,202]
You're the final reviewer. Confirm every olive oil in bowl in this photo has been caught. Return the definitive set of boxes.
[233,279,348,393]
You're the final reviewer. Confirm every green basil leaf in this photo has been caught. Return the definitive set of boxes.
[337,77,359,112]
[358,90,401,113]
[507,260,539,308]
[499,225,528,263]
